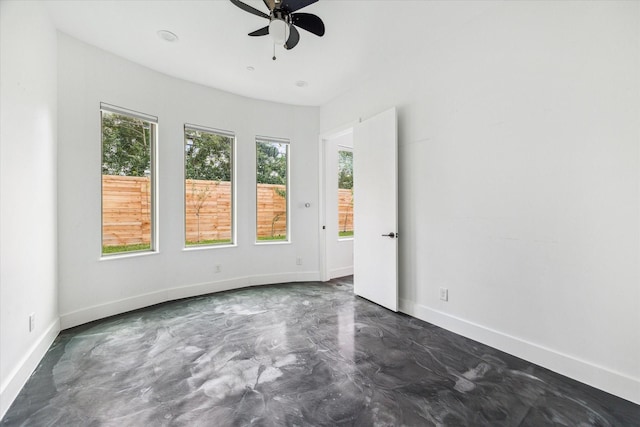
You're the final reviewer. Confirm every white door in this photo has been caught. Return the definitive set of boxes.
[353,107,398,311]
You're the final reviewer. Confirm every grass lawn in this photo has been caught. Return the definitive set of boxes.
[102,243,151,255]
[257,235,287,241]
[339,231,354,238]
[186,239,232,246]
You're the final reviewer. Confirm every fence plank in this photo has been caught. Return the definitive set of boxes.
[338,188,354,233]
[102,176,354,247]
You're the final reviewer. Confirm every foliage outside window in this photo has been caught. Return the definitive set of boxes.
[184,125,234,247]
[101,106,156,255]
[338,150,354,238]
[256,139,289,242]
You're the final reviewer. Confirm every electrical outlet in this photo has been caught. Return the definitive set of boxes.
[439,288,449,302]
[296,257,302,266]
[29,313,35,332]
[215,265,221,273]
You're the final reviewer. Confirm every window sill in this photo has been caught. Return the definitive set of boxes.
[255,240,291,246]
[183,243,237,252]
[100,250,159,261]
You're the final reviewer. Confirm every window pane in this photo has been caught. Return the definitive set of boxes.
[256,140,288,242]
[101,110,154,255]
[338,150,354,238]
[184,127,233,246]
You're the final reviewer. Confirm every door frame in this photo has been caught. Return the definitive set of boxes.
[318,122,357,282]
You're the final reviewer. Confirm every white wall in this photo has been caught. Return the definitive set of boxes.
[320,1,640,403]
[57,34,320,328]
[0,1,60,418]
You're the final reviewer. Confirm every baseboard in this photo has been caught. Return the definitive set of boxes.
[399,298,640,405]
[60,271,321,330]
[329,266,353,279]
[0,318,60,420]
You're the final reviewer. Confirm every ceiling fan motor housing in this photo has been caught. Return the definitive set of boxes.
[271,9,291,23]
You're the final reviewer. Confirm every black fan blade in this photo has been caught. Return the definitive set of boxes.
[284,24,300,50]
[249,26,270,36]
[292,13,324,37]
[262,0,275,11]
[280,0,318,13]
[230,0,269,19]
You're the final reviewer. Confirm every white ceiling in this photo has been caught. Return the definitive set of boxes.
[44,1,492,106]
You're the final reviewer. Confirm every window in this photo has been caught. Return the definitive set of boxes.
[184,125,234,247]
[101,104,156,255]
[338,149,354,238]
[256,138,289,242]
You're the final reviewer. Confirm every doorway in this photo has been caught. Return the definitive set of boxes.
[320,128,354,280]
[319,107,398,311]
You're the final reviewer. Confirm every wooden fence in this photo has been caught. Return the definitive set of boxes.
[185,179,232,243]
[256,183,287,239]
[102,175,151,247]
[338,188,354,233]
[102,175,354,246]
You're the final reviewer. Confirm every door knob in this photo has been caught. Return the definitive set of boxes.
[381,232,396,238]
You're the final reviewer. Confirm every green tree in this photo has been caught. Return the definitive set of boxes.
[185,130,232,181]
[257,141,287,185]
[338,150,353,190]
[102,112,151,176]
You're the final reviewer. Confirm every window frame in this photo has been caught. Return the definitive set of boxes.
[183,123,236,249]
[337,147,354,241]
[99,103,158,258]
[255,136,291,244]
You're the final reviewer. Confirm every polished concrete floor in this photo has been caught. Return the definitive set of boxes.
[2,277,639,426]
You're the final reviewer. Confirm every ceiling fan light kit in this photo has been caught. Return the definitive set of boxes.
[230,0,325,59]
[269,18,288,45]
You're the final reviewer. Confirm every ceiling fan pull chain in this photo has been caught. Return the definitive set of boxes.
[272,42,276,61]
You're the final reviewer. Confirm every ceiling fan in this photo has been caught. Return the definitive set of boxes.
[230,0,325,57]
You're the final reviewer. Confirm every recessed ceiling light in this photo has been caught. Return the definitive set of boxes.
[295,80,308,88]
[157,30,178,43]
[246,66,255,72]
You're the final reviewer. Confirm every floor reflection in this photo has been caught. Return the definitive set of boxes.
[2,276,638,426]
